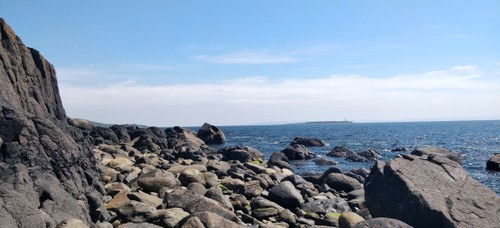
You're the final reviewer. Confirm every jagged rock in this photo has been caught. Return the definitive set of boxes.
[290,137,325,147]
[410,146,462,164]
[327,146,353,157]
[338,211,364,228]
[90,127,119,145]
[218,146,264,163]
[365,155,500,228]
[166,189,242,223]
[197,123,225,144]
[165,126,207,152]
[0,18,102,226]
[269,181,304,209]
[322,173,363,192]
[352,218,412,228]
[486,153,500,171]
[281,144,316,160]
[268,152,293,170]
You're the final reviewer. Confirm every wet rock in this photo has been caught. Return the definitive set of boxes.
[365,155,500,228]
[281,144,316,160]
[268,152,293,170]
[356,148,381,160]
[196,123,226,144]
[327,146,353,157]
[269,181,304,209]
[410,146,462,164]
[352,218,412,228]
[486,153,500,171]
[290,137,325,147]
[322,173,363,192]
[218,146,264,163]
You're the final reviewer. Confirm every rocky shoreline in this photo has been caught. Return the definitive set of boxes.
[69,122,500,228]
[1,17,499,228]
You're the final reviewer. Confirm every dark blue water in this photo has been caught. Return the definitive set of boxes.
[195,120,500,194]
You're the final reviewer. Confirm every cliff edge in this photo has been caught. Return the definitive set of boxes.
[0,18,104,227]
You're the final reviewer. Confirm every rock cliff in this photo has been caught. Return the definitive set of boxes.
[0,18,103,227]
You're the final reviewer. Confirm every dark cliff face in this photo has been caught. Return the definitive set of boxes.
[0,18,103,227]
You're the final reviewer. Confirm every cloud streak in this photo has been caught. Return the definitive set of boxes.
[194,51,297,64]
[58,66,500,126]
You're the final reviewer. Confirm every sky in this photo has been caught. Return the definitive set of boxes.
[1,1,499,126]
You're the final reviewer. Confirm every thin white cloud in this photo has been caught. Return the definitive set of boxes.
[59,65,500,126]
[194,51,297,64]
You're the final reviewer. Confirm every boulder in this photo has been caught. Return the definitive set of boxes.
[410,146,462,163]
[314,158,338,166]
[116,201,157,223]
[166,189,241,223]
[189,212,244,228]
[165,126,207,152]
[281,144,316,160]
[0,18,103,226]
[117,223,162,228]
[178,168,206,186]
[322,173,363,192]
[365,155,500,228]
[196,123,226,144]
[486,153,500,171]
[338,211,364,228]
[352,218,412,228]
[268,181,304,209]
[327,146,353,157]
[268,152,293,170]
[56,218,89,228]
[290,137,325,147]
[218,146,264,163]
[136,170,180,193]
[155,208,190,228]
[302,198,351,215]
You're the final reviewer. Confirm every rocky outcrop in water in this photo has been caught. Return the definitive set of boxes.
[0,18,104,227]
[486,153,500,171]
[197,122,225,144]
[365,154,500,228]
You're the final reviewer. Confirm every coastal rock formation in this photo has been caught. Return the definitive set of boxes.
[327,146,353,157]
[281,144,316,160]
[0,18,103,226]
[365,154,500,227]
[290,137,325,147]
[197,122,225,144]
[486,153,500,171]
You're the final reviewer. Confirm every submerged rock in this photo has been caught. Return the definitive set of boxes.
[290,137,326,147]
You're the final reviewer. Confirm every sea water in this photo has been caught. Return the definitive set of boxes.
[192,120,500,195]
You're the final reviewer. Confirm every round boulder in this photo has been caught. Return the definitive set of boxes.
[178,168,206,186]
[269,181,304,209]
[322,173,363,192]
[218,146,264,163]
[268,152,293,170]
[353,218,412,228]
[197,122,226,144]
[327,146,353,157]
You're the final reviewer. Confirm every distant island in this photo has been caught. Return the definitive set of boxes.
[305,120,353,124]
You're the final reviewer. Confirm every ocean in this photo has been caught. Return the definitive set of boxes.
[192,120,500,195]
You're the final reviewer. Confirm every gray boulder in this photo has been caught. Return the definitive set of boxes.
[196,122,225,144]
[322,173,363,192]
[365,155,500,228]
[268,152,293,170]
[269,181,304,209]
[165,126,207,152]
[327,146,353,157]
[281,144,316,160]
[486,153,500,171]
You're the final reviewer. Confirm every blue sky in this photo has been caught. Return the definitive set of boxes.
[2,1,499,126]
